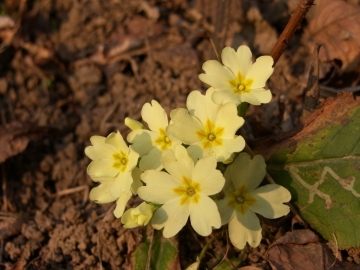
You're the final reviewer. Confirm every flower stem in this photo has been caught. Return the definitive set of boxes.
[198,237,214,263]
[237,102,249,117]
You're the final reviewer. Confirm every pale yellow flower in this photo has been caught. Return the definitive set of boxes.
[199,45,273,105]
[167,89,245,162]
[89,167,143,218]
[217,153,291,249]
[127,100,181,171]
[85,131,139,198]
[138,145,224,238]
[121,202,156,228]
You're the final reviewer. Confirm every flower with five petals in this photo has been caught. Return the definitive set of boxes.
[167,88,245,162]
[85,131,139,198]
[199,45,273,106]
[127,100,181,171]
[216,153,291,249]
[138,145,224,238]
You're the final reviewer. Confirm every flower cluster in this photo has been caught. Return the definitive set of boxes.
[85,45,291,249]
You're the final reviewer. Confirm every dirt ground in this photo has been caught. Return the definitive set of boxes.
[0,0,359,269]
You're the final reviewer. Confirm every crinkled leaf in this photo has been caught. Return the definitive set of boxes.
[259,93,360,249]
[306,0,360,71]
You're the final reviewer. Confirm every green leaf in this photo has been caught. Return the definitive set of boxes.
[260,93,360,249]
[132,228,180,270]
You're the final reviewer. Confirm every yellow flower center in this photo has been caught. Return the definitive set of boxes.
[155,128,172,151]
[113,151,128,172]
[196,119,224,149]
[229,72,253,94]
[227,185,257,215]
[173,176,200,205]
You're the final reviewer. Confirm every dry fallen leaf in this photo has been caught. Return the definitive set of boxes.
[306,0,360,72]
[267,230,358,270]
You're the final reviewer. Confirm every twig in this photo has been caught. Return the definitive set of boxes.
[270,0,315,66]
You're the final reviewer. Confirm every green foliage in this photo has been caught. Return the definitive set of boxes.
[132,230,179,270]
[266,97,360,248]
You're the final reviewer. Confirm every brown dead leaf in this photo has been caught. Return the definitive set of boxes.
[0,122,59,163]
[267,230,358,270]
[306,0,360,72]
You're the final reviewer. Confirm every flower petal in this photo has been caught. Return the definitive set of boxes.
[127,148,139,171]
[246,56,273,89]
[186,143,205,163]
[90,135,106,146]
[189,195,221,236]
[87,159,119,178]
[213,136,245,162]
[127,130,158,156]
[85,143,116,161]
[215,102,244,139]
[236,45,253,76]
[167,108,204,144]
[125,117,145,131]
[130,167,143,195]
[229,210,262,249]
[216,196,236,225]
[240,88,272,105]
[161,145,194,181]
[155,198,190,238]
[199,60,235,90]
[105,131,129,153]
[89,182,117,203]
[211,89,241,106]
[192,156,224,195]
[186,89,219,125]
[110,172,133,198]
[142,100,169,132]
[249,184,291,218]
[139,147,163,171]
[138,170,180,204]
[113,191,132,218]
[228,153,266,192]
[222,45,252,77]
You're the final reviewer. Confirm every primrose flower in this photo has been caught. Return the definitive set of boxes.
[138,145,224,238]
[89,167,143,218]
[217,153,291,249]
[127,100,181,171]
[167,89,245,162]
[199,45,273,106]
[121,202,156,228]
[85,131,139,198]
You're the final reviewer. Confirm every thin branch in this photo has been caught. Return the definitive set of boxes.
[270,0,315,65]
